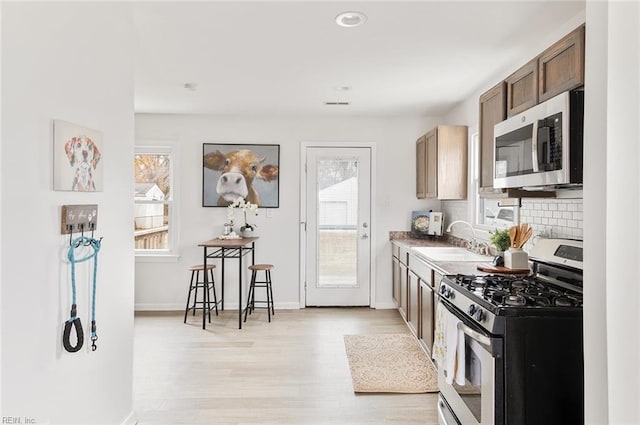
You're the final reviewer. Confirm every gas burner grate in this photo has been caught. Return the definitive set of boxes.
[449,273,583,309]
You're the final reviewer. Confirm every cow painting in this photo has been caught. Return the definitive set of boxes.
[202,144,280,207]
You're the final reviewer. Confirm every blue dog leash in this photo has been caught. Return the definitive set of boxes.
[63,236,102,353]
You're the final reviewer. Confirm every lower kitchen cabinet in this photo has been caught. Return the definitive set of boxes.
[399,261,408,320]
[419,281,435,355]
[392,247,401,306]
[391,243,446,359]
[408,270,420,337]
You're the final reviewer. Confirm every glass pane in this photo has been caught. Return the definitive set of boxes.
[317,158,358,287]
[477,198,517,229]
[134,154,171,250]
[134,154,171,198]
[495,124,533,177]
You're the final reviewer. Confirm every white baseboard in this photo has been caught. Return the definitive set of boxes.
[135,302,301,311]
[375,301,398,309]
[274,302,301,310]
[135,303,183,311]
[121,411,138,425]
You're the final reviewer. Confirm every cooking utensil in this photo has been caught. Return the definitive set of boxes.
[509,226,517,248]
[519,227,533,248]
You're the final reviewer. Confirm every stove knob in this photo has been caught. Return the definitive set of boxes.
[446,288,454,299]
[474,309,485,322]
[439,285,446,295]
[467,304,477,316]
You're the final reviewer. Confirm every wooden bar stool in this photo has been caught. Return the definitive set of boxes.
[184,264,218,325]
[243,264,275,322]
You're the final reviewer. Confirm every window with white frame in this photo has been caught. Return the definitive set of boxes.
[470,132,518,231]
[134,146,177,255]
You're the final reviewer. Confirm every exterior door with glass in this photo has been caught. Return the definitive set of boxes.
[305,147,371,306]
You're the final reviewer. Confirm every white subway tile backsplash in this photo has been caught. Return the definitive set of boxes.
[524,199,583,240]
[444,197,583,244]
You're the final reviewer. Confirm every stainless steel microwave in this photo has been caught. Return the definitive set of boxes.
[493,90,584,189]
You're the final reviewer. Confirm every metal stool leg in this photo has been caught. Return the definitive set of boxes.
[184,270,196,323]
[204,271,211,324]
[209,268,218,316]
[267,269,275,316]
[192,270,200,316]
[250,271,257,314]
[244,270,256,322]
[265,271,271,323]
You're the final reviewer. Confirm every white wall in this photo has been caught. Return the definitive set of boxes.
[1,3,135,424]
[135,114,441,310]
[602,2,640,423]
[583,2,609,422]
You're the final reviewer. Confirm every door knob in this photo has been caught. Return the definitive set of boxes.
[363,222,368,228]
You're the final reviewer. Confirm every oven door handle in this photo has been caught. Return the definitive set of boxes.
[457,321,493,349]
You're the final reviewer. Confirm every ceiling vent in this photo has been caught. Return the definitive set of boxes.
[324,101,350,106]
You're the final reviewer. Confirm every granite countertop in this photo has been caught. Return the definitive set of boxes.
[390,231,493,276]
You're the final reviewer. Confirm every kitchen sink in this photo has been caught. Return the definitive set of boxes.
[411,247,489,262]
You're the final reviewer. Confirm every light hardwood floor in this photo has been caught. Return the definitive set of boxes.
[133,308,439,425]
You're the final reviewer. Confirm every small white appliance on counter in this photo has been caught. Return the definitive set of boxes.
[411,211,444,238]
[428,212,444,236]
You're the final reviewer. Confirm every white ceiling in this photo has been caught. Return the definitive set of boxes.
[133,1,585,117]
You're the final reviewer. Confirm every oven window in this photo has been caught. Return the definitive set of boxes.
[453,336,486,422]
[495,124,534,177]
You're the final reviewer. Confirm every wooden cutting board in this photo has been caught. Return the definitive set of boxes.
[477,263,530,275]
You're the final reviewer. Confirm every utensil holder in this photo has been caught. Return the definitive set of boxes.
[504,247,529,270]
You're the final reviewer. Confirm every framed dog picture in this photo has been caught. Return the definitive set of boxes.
[53,120,103,192]
[203,143,280,208]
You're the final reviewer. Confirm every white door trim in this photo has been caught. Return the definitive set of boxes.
[299,141,377,309]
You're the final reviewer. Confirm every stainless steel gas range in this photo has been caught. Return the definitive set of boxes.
[436,238,584,425]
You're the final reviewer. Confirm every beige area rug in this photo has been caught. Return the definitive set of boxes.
[343,333,439,393]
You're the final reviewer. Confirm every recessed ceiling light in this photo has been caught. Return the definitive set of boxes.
[335,11,367,28]
[334,85,352,92]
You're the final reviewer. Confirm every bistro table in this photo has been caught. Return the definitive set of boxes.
[198,236,258,330]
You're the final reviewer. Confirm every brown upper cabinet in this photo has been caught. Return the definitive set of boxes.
[425,129,438,198]
[506,58,538,117]
[539,25,585,102]
[416,125,467,200]
[479,82,506,191]
[505,25,585,117]
[478,25,585,197]
[416,135,427,199]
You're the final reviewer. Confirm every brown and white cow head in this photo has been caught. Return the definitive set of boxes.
[203,149,278,206]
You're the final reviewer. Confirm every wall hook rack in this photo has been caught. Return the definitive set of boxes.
[61,204,100,245]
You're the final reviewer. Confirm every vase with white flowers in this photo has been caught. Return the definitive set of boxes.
[227,197,259,236]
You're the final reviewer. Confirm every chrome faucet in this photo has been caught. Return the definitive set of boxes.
[446,220,477,250]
